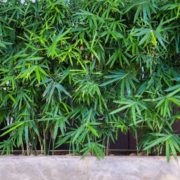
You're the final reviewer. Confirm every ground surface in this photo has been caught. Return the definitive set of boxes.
[0,156,179,180]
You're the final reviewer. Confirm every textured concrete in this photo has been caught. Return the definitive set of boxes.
[0,156,179,180]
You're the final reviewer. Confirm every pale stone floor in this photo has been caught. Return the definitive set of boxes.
[0,156,179,180]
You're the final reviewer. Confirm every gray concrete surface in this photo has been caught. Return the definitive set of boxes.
[0,156,179,180]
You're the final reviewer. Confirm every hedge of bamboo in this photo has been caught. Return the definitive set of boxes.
[0,0,180,160]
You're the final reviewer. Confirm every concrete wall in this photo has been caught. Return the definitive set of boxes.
[0,156,179,180]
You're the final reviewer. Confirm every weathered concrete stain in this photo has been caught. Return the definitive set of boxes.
[0,156,179,180]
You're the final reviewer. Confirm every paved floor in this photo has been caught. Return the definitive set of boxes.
[0,156,179,180]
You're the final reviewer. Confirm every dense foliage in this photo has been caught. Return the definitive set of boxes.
[0,0,180,160]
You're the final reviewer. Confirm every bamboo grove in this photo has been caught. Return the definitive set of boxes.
[0,0,180,160]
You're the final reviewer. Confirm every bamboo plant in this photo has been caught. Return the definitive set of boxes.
[0,0,179,161]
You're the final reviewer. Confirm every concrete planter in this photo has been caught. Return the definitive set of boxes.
[0,156,179,180]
